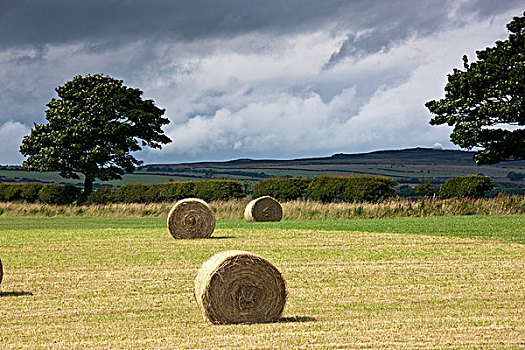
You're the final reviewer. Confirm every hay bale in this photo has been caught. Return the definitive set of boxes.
[244,196,283,222]
[194,250,287,324]
[167,198,215,239]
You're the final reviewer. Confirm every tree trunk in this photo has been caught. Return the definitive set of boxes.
[82,174,95,202]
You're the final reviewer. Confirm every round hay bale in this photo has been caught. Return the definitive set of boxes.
[194,250,287,324]
[244,196,283,222]
[167,198,215,239]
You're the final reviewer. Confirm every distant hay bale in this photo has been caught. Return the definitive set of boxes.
[194,250,287,324]
[244,196,283,222]
[167,198,216,239]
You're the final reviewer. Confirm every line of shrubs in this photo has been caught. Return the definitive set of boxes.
[250,175,497,201]
[0,180,246,205]
[0,183,81,205]
[252,175,398,202]
[104,180,246,204]
[0,175,497,205]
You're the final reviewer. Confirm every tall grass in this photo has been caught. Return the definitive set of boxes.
[0,195,523,219]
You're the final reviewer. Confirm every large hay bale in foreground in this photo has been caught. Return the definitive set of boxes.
[244,196,283,222]
[194,250,287,324]
[167,198,216,239]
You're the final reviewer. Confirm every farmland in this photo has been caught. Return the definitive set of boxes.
[1,215,524,349]
[2,148,525,187]
[140,148,525,183]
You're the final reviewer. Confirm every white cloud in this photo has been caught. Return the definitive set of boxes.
[0,121,30,164]
[142,9,515,162]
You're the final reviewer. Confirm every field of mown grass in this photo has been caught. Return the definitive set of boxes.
[1,215,524,349]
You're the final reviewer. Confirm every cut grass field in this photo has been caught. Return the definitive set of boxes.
[1,215,524,349]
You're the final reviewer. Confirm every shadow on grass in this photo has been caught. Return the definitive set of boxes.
[209,236,235,239]
[279,316,317,323]
[0,291,33,297]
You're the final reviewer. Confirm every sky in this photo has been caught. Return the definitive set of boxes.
[0,0,522,165]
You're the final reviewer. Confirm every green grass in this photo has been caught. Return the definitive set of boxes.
[1,215,523,243]
[1,215,524,348]
[219,215,525,244]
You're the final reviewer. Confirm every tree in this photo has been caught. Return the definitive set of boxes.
[20,74,171,199]
[425,12,525,164]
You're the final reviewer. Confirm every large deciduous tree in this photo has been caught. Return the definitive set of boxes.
[425,12,524,164]
[20,74,171,199]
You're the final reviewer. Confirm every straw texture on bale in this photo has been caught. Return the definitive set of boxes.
[167,198,215,239]
[244,196,283,222]
[194,250,287,324]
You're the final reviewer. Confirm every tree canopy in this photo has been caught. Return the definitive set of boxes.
[426,12,524,164]
[20,74,171,198]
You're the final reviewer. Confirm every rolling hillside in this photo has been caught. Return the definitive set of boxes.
[2,148,524,187]
[140,148,525,184]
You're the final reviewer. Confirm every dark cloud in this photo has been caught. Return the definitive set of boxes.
[1,0,520,50]
[7,45,49,65]
[0,0,347,48]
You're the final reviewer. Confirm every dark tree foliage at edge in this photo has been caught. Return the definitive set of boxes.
[426,12,524,164]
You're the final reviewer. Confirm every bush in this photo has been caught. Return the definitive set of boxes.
[0,183,9,201]
[439,175,496,199]
[114,184,151,203]
[342,175,397,202]
[19,183,44,202]
[193,180,245,202]
[252,177,310,200]
[86,186,116,204]
[3,184,23,202]
[38,184,81,205]
[415,180,439,198]
[0,182,44,202]
[145,182,196,202]
[306,176,347,202]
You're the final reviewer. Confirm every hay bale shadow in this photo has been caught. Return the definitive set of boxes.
[0,291,33,297]
[279,316,317,323]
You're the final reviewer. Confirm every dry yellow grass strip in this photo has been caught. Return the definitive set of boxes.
[0,195,523,219]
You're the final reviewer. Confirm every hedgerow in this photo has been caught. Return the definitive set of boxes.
[439,175,496,199]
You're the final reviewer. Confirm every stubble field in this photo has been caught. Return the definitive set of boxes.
[1,215,524,349]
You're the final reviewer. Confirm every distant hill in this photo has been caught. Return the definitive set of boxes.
[2,148,524,187]
[139,148,525,185]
